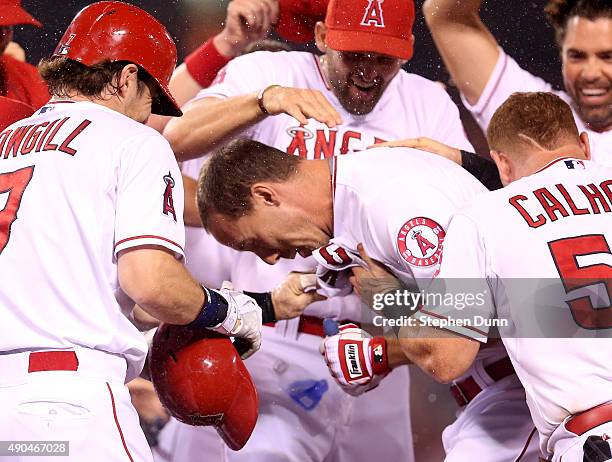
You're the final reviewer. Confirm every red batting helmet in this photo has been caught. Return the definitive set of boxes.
[150,324,259,451]
[52,1,181,117]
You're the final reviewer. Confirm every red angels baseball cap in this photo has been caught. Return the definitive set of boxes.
[0,0,42,28]
[324,0,415,60]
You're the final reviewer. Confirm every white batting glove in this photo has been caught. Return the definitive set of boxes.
[211,287,262,359]
[320,323,390,396]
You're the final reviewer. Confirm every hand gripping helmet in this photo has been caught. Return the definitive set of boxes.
[150,324,259,450]
[53,1,182,116]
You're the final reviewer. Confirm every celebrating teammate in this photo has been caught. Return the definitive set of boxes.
[394,91,612,462]
[163,0,478,458]
[423,0,611,165]
[0,3,265,460]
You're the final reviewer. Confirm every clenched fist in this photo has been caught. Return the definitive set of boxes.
[320,323,390,396]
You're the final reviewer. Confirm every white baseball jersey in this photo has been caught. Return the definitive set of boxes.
[0,100,185,381]
[415,157,612,455]
[193,50,474,319]
[463,49,612,166]
[196,50,474,156]
[313,147,487,290]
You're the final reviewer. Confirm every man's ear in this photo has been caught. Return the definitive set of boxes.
[314,21,328,54]
[490,150,513,187]
[579,131,591,160]
[116,63,140,96]
[251,183,281,207]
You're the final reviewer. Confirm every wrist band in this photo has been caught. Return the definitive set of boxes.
[257,84,280,115]
[187,286,229,330]
[184,38,231,88]
[244,291,275,323]
[370,337,390,375]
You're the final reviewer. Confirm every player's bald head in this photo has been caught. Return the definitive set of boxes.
[197,139,301,230]
[487,92,582,159]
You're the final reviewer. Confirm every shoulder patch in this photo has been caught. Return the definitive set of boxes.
[396,217,445,267]
[162,172,177,221]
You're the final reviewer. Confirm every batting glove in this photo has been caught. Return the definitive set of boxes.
[211,286,262,359]
[319,323,390,396]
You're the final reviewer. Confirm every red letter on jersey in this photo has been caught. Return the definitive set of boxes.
[534,187,570,222]
[509,195,546,228]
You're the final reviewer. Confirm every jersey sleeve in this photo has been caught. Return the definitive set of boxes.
[426,90,474,152]
[192,51,288,102]
[114,134,185,259]
[361,180,457,287]
[412,212,496,342]
[461,48,553,132]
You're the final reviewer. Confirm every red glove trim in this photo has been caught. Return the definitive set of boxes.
[370,337,390,375]
[184,38,231,88]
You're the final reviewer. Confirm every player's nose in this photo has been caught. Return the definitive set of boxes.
[580,56,605,81]
[355,65,377,82]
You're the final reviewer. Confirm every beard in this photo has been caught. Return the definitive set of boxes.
[574,102,612,132]
[567,78,612,132]
[329,72,388,115]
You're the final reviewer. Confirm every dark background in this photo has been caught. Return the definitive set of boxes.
[14,0,563,87]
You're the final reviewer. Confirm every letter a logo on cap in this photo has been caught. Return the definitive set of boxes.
[360,0,385,28]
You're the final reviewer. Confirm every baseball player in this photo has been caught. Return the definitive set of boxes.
[0,3,264,461]
[397,91,612,462]
[423,0,611,165]
[0,0,49,108]
[195,138,488,459]
[162,0,479,459]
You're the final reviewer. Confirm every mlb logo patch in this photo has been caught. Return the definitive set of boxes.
[564,159,585,170]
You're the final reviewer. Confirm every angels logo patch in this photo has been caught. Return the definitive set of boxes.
[162,172,177,221]
[397,217,445,267]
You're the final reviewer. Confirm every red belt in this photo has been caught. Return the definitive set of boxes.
[28,351,79,372]
[449,356,515,407]
[264,315,359,338]
[566,402,612,436]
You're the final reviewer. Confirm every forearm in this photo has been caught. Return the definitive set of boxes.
[149,38,234,134]
[148,66,204,133]
[397,324,479,383]
[119,248,205,325]
[386,336,412,368]
[423,0,483,21]
[423,0,499,105]
[163,94,265,161]
[182,175,203,227]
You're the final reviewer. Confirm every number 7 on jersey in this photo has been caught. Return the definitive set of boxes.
[0,166,35,254]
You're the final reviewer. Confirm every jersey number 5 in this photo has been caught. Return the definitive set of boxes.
[548,234,612,329]
[0,166,35,254]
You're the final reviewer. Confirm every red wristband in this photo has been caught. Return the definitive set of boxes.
[370,337,390,375]
[184,38,231,88]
